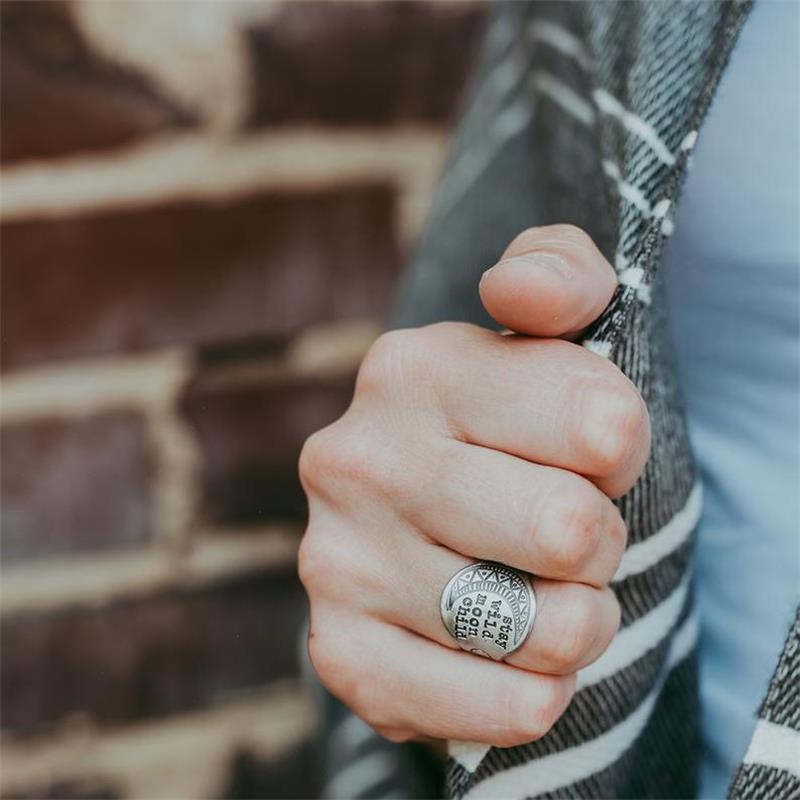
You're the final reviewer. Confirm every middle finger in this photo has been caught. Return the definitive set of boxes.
[403,437,627,588]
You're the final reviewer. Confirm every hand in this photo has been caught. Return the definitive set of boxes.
[298,225,651,747]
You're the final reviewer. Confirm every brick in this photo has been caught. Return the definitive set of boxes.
[1,184,399,367]
[1,568,305,736]
[246,1,486,128]
[1,185,399,371]
[0,1,194,164]
[1,411,152,562]
[181,363,356,524]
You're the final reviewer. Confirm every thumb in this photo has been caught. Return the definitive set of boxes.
[479,224,618,338]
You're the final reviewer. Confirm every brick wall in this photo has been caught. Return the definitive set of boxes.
[0,2,485,798]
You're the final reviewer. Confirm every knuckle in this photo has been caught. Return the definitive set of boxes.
[299,421,370,498]
[356,322,483,404]
[535,679,573,735]
[299,521,384,603]
[301,418,397,502]
[577,374,648,475]
[493,687,536,747]
[356,330,405,393]
[590,589,621,656]
[356,328,433,394]
[500,681,569,746]
[540,480,604,577]
[298,425,337,496]
[607,593,622,643]
[296,531,317,591]
[297,527,341,598]
[298,429,323,494]
[609,506,629,559]
[549,591,601,671]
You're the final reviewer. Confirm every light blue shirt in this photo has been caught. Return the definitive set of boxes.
[663,2,800,797]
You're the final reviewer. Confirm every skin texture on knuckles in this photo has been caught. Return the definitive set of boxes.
[298,224,650,745]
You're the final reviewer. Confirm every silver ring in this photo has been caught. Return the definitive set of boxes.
[440,561,536,661]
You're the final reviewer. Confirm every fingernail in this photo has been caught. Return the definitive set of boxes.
[485,253,574,281]
[526,252,575,279]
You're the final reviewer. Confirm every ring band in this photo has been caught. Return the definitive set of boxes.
[440,561,536,661]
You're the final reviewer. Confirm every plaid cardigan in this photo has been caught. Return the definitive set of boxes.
[318,2,800,798]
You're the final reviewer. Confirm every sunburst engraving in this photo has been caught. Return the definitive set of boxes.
[441,561,536,661]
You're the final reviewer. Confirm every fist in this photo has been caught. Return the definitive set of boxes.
[298,225,650,747]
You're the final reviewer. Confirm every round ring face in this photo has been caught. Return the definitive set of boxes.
[440,562,536,661]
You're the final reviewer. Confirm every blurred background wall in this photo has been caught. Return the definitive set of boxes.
[0,1,485,797]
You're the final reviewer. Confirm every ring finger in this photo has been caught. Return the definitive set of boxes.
[375,538,621,676]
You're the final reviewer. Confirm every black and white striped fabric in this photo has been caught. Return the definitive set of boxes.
[317,2,800,798]
[730,609,800,800]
